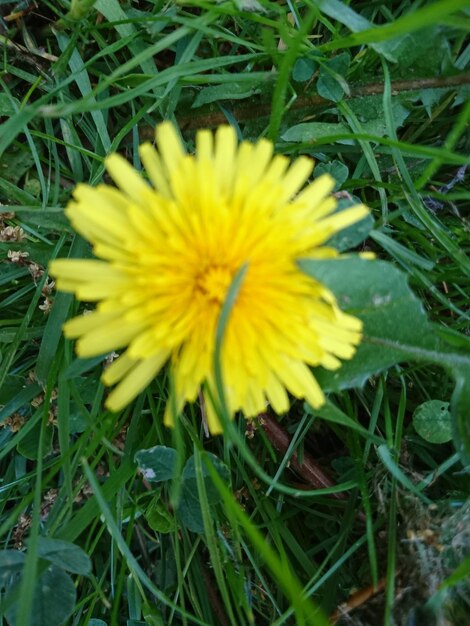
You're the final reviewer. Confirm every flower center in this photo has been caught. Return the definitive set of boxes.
[196,265,233,304]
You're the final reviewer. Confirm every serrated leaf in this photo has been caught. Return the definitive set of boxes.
[134,445,177,483]
[412,400,452,444]
[300,258,437,391]
[35,537,92,575]
[388,27,453,78]
[299,258,470,462]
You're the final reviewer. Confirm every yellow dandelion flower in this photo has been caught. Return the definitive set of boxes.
[49,123,369,434]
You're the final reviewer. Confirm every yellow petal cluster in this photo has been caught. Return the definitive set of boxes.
[50,123,369,433]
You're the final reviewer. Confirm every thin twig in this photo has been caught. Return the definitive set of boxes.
[260,412,347,500]
[142,73,470,133]
[330,575,388,623]
[200,561,232,626]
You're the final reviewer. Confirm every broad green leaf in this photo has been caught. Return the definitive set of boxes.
[300,258,439,390]
[177,452,230,533]
[134,446,177,483]
[5,565,76,626]
[0,551,25,585]
[326,198,374,251]
[314,160,349,189]
[300,257,464,390]
[348,95,410,137]
[299,258,470,461]
[386,27,453,78]
[316,52,350,102]
[282,121,349,143]
[69,410,88,434]
[0,146,35,185]
[35,537,92,575]
[314,0,468,59]
[176,487,206,533]
[145,496,177,534]
[310,0,407,61]
[293,57,317,82]
[17,423,53,461]
[192,81,262,108]
[283,95,410,142]
[182,452,230,502]
[413,400,453,444]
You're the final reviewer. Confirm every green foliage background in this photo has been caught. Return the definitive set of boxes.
[0,1,469,625]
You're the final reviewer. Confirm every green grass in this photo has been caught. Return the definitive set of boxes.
[1,1,469,625]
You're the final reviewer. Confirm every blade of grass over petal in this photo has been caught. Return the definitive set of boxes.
[213,263,248,424]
